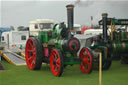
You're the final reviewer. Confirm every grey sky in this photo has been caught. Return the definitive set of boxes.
[1,0,128,27]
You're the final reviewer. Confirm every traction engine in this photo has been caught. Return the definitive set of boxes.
[89,13,128,70]
[25,5,94,76]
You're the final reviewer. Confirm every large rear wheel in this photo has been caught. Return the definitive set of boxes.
[94,50,112,70]
[101,50,112,70]
[50,49,64,77]
[79,47,94,74]
[25,37,43,70]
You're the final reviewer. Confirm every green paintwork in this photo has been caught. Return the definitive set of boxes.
[115,32,128,41]
[89,45,107,60]
[52,24,62,37]
[64,61,81,65]
[38,24,63,43]
[66,52,73,58]
[37,23,80,65]
[99,18,128,25]
[110,19,128,53]
[37,24,64,51]
[56,40,63,51]
[38,31,51,43]
[63,52,80,65]
[112,41,128,53]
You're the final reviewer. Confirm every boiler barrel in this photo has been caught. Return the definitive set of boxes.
[112,42,128,53]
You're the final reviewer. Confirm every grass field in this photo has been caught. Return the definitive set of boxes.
[0,60,128,85]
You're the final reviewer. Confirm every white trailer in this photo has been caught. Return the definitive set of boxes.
[84,28,112,36]
[29,19,54,36]
[84,29,102,36]
[1,31,29,48]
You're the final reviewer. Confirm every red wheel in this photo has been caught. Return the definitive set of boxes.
[50,49,64,77]
[25,37,43,70]
[79,47,93,74]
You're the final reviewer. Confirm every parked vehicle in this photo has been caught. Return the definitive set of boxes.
[25,5,94,77]
[1,31,29,48]
[29,19,54,37]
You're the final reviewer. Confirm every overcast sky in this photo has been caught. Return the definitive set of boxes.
[0,0,128,27]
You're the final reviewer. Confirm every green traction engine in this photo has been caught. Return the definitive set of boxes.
[89,13,128,70]
[25,5,94,76]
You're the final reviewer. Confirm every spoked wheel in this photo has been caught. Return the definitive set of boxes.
[93,49,112,70]
[25,37,43,70]
[79,47,94,74]
[102,51,112,70]
[97,50,112,70]
[50,49,64,77]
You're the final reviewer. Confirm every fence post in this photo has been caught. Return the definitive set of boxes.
[99,53,102,85]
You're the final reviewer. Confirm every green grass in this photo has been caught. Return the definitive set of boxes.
[0,60,128,85]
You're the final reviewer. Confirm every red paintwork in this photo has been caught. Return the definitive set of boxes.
[69,40,79,51]
[44,48,49,57]
[50,49,61,76]
[79,48,92,73]
[81,26,92,34]
[25,38,36,70]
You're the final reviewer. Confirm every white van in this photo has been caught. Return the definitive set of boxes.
[29,19,54,36]
[1,31,29,48]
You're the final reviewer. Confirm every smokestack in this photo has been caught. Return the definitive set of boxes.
[102,13,108,42]
[66,4,74,30]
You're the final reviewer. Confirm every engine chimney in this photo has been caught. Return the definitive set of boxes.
[102,13,108,42]
[66,4,74,30]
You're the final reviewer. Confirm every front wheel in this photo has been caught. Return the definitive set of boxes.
[50,49,64,77]
[79,47,94,74]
